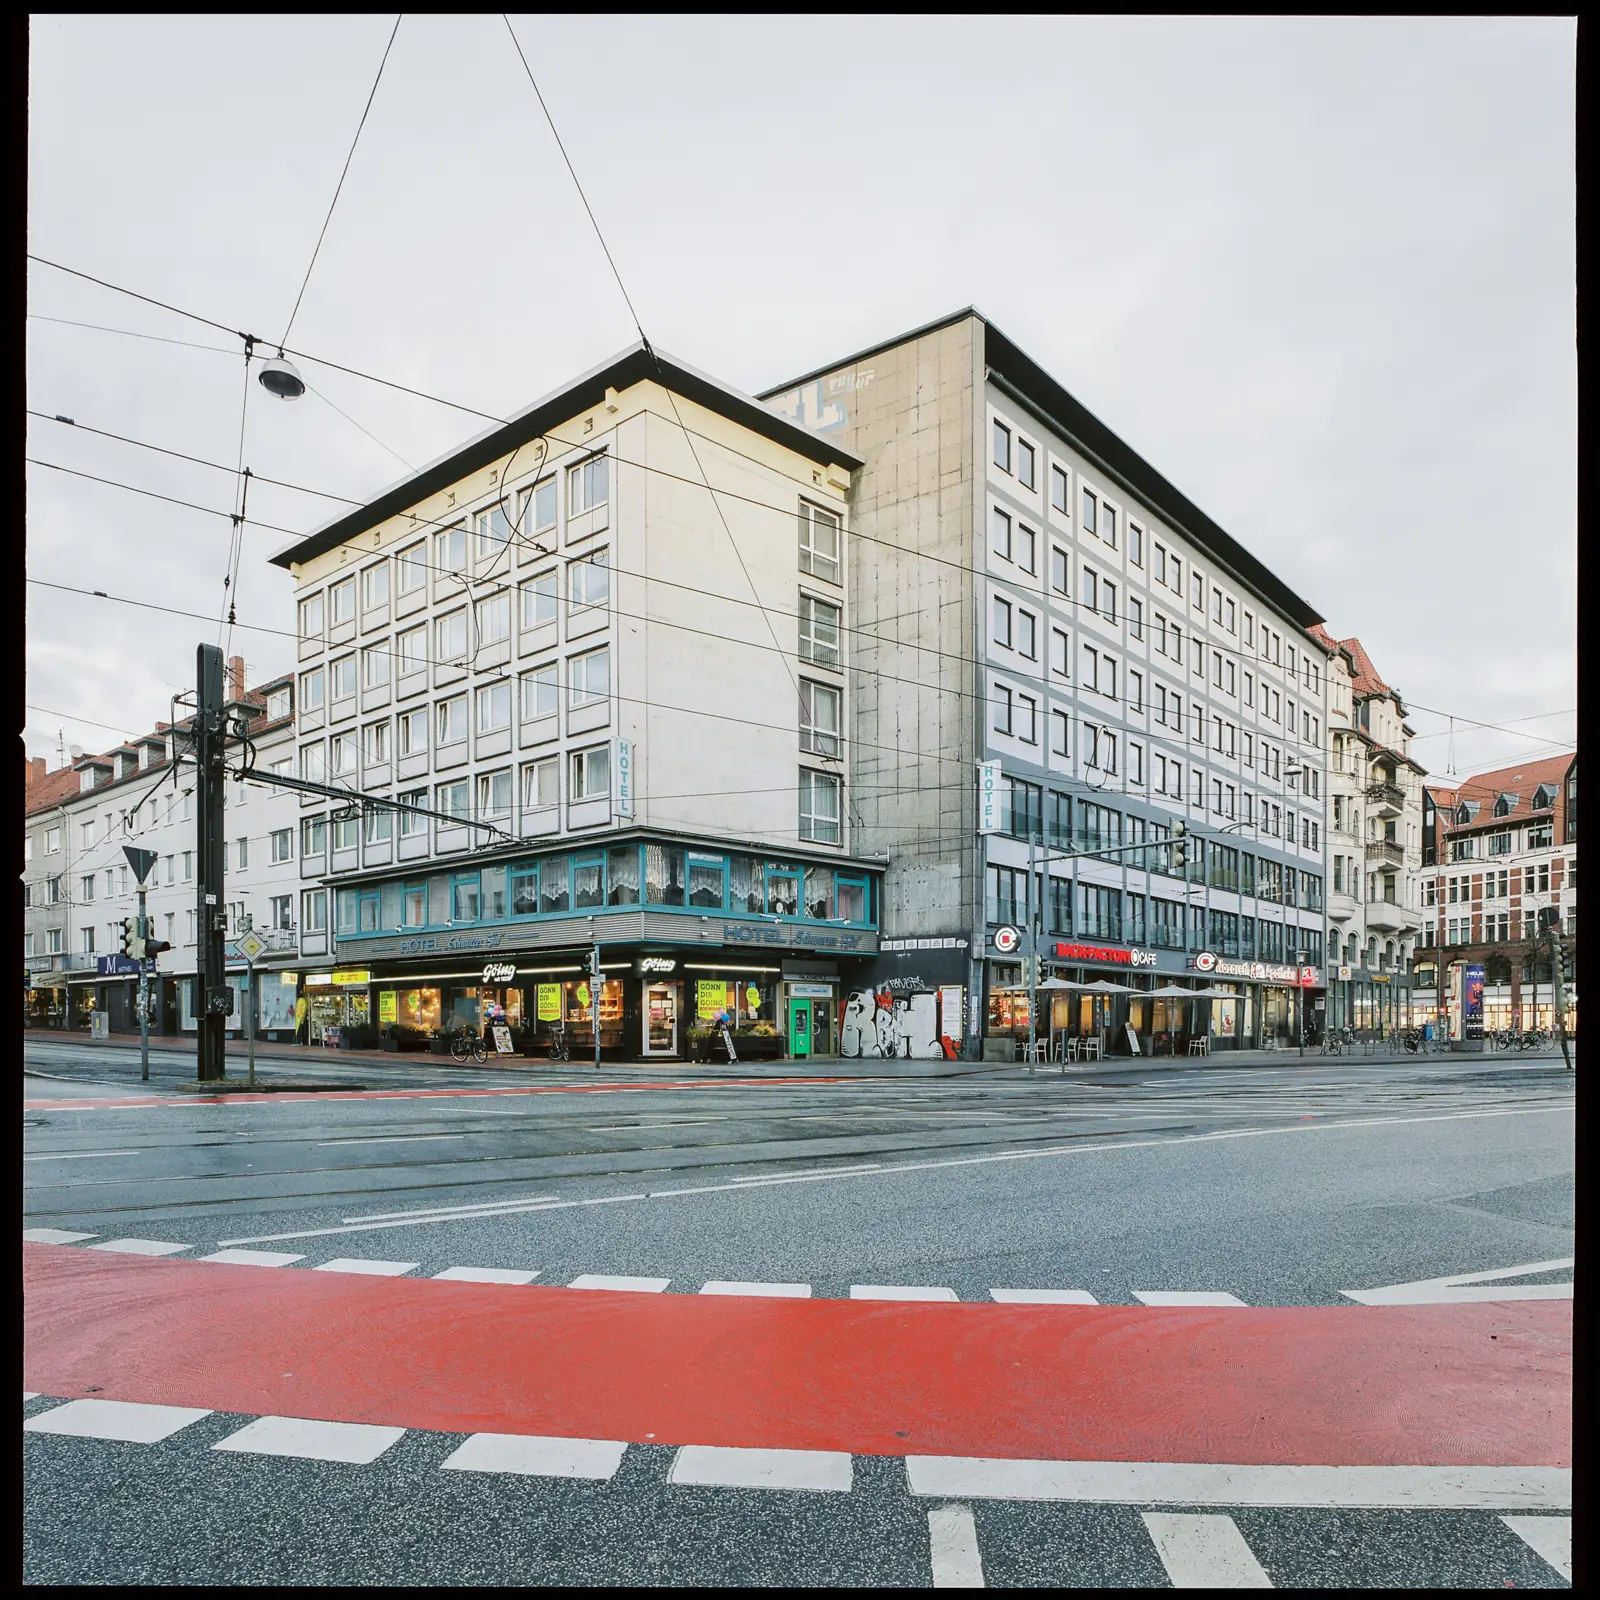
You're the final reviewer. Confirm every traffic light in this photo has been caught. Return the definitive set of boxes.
[1560,942,1573,985]
[143,934,172,960]
[581,948,599,980]
[121,917,145,960]
[1170,821,1187,873]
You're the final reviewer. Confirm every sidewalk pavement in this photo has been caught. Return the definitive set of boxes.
[21,1029,1573,1083]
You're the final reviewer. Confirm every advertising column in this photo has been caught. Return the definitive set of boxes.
[1461,960,1486,1052]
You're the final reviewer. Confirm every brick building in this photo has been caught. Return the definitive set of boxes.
[1415,752,1577,1035]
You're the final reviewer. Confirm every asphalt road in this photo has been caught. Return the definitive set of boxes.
[22,1038,1575,1587]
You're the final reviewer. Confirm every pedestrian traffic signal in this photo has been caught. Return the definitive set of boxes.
[1170,821,1187,873]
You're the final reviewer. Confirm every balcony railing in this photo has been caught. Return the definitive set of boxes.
[1367,781,1405,811]
[1364,839,1405,867]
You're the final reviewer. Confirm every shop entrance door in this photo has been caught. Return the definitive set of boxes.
[644,983,679,1056]
[809,999,834,1056]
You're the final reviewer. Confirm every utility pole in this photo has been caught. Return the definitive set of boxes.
[1025,828,1038,1072]
[590,945,602,1071]
[195,645,229,1081]
[122,848,159,1080]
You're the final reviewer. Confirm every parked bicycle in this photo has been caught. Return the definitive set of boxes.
[1402,1028,1423,1054]
[547,1023,571,1062]
[449,1029,487,1064]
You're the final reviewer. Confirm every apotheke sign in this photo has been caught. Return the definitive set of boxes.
[1052,942,1157,968]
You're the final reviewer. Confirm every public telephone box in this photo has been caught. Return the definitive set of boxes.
[789,1003,811,1058]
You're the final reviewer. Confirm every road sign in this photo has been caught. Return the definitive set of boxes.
[123,845,159,884]
[236,928,269,964]
[992,925,1021,955]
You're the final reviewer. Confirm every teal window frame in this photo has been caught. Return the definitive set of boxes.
[357,890,381,933]
[450,872,482,924]
[835,873,869,926]
[400,882,427,929]
[572,852,606,910]
[765,863,800,917]
[687,852,727,911]
[510,863,539,917]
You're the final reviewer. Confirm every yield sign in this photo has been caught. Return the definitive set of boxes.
[123,845,159,884]
[1340,1256,1574,1305]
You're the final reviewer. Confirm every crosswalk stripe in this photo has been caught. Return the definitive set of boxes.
[1133,1291,1249,1307]
[850,1285,959,1301]
[22,1229,97,1245]
[928,1504,986,1587]
[441,1433,627,1479]
[24,1399,212,1443]
[1143,1512,1273,1587]
[699,1281,812,1297]
[670,1444,853,1493]
[432,1267,540,1285]
[568,1274,670,1292]
[312,1258,418,1276]
[212,1416,405,1464]
[903,1459,1572,1509]
[85,1238,191,1257]
[199,1249,304,1267]
[1501,1514,1572,1580]
[990,1288,1098,1304]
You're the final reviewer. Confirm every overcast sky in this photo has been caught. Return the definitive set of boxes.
[26,14,1575,783]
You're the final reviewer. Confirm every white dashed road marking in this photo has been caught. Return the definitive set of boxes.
[1501,1514,1572,1581]
[312,1258,419,1276]
[928,1503,986,1587]
[850,1285,959,1302]
[699,1281,812,1297]
[24,1399,212,1444]
[990,1288,1098,1305]
[22,1229,96,1244]
[567,1274,669,1292]
[670,1444,854,1493]
[1143,1512,1273,1588]
[213,1416,406,1465]
[1133,1291,1249,1307]
[199,1249,305,1267]
[432,1266,540,1285]
[441,1433,628,1479]
[86,1239,192,1257]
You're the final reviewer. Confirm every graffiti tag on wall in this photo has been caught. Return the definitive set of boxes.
[838,986,955,1060]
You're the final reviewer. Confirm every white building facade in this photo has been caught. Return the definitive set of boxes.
[272,346,883,1061]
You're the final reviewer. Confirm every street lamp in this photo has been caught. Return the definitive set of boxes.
[259,351,306,401]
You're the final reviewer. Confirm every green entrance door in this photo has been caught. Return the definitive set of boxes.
[789,1002,811,1058]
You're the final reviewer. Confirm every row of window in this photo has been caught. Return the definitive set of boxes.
[1424,860,1569,907]
[997,779,1324,902]
[984,867,1325,963]
[24,895,295,960]
[990,419,1321,695]
[1428,908,1577,946]
[331,847,874,937]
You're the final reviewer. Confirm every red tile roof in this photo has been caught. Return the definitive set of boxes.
[1426,752,1575,830]
[24,764,83,818]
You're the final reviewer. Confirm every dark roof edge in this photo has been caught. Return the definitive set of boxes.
[979,323,1325,633]
[271,345,862,570]
[753,307,983,400]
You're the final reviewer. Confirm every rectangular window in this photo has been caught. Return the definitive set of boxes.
[645,845,687,906]
[1129,522,1144,566]
[1083,568,1098,615]
[364,808,392,845]
[396,541,426,595]
[330,654,357,700]
[362,645,390,688]
[437,779,470,824]
[799,769,842,844]
[799,678,842,757]
[1129,668,1144,712]
[436,610,467,664]
[992,595,1012,649]
[1050,626,1070,678]
[521,570,558,629]
[474,502,511,566]
[798,594,841,668]
[1050,547,1069,595]
[299,592,324,641]
[397,625,427,675]
[476,680,512,733]
[397,707,426,757]
[569,550,611,613]
[1015,522,1037,574]
[330,579,355,626]
[1050,463,1069,515]
[993,683,1013,735]
[477,591,511,646]
[567,451,609,515]
[437,696,468,745]
[1154,544,1167,586]
[570,743,610,801]
[568,647,610,708]
[300,666,325,712]
[452,874,482,923]
[1016,438,1036,490]
[300,816,325,857]
[521,757,559,812]
[1016,692,1038,744]
[362,721,390,764]
[990,506,1012,561]
[527,476,558,535]
[798,503,842,584]
[361,561,389,611]
[435,524,467,576]
[993,419,1011,472]
[332,815,358,852]
[1102,579,1116,622]
[1129,742,1144,785]
[1050,708,1070,756]
[1101,504,1116,548]
[1170,554,1182,595]
[1128,596,1143,639]
[520,663,558,721]
[477,768,513,820]
[1082,489,1097,539]
[299,741,326,782]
